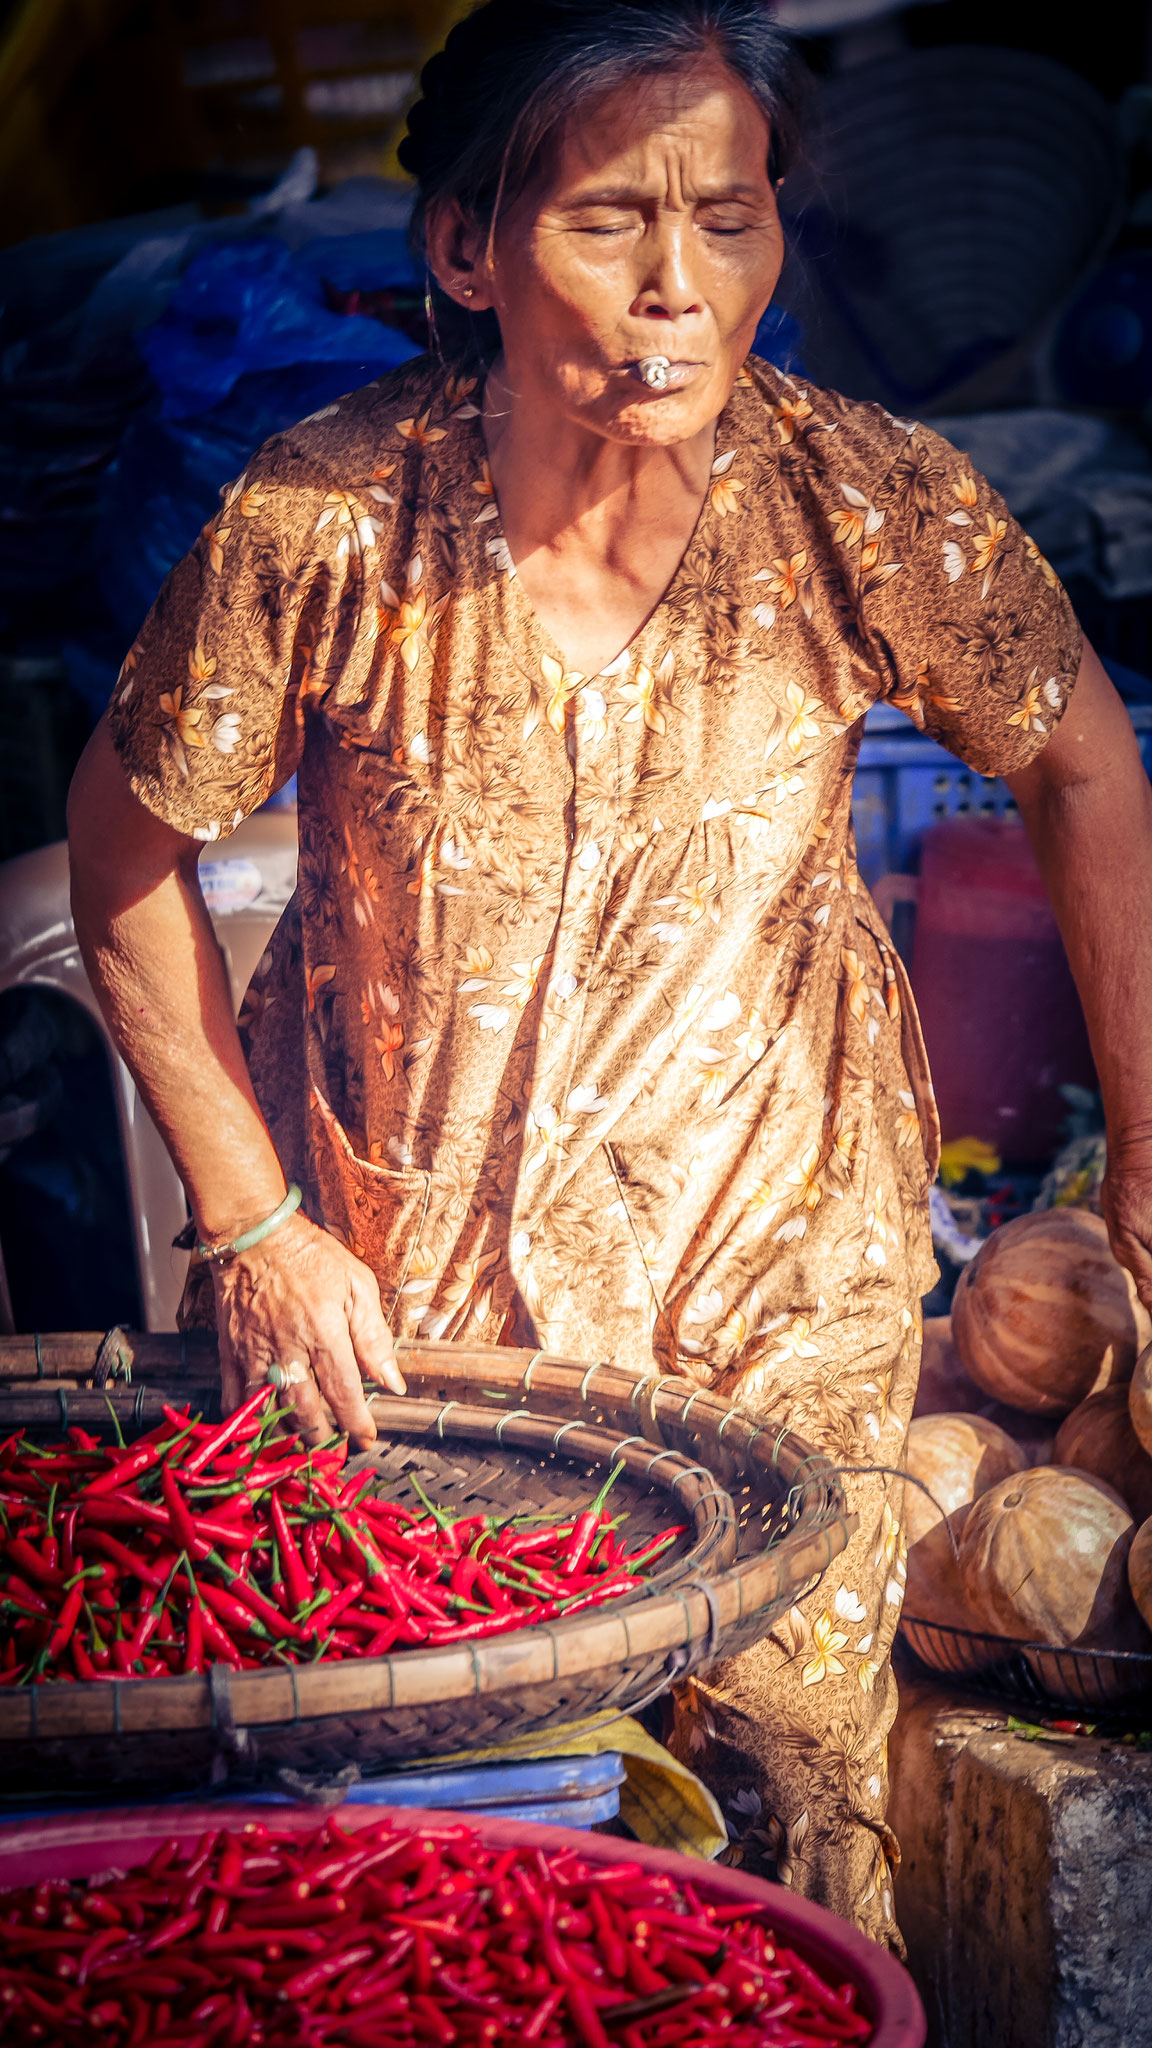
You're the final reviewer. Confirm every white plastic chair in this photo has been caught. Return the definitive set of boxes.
[0,810,298,1330]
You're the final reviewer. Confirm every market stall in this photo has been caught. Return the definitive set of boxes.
[1,3,1151,2044]
[0,1326,930,2043]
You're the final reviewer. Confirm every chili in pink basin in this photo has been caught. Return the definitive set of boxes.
[0,1802,925,2045]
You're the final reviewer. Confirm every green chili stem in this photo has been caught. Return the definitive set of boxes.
[407,1477,456,1532]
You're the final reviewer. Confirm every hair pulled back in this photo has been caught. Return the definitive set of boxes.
[400,0,805,358]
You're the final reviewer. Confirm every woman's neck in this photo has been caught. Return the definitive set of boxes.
[481,357,720,677]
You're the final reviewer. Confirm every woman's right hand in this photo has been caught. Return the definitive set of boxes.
[210,1212,405,1448]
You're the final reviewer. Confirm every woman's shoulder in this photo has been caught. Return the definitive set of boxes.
[207,354,472,566]
[736,355,958,499]
[235,353,457,498]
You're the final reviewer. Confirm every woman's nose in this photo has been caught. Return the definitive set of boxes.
[630,220,703,323]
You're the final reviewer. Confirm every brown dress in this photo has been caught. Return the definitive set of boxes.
[109,353,1080,1945]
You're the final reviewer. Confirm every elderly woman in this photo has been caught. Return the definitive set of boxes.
[68,0,1152,1947]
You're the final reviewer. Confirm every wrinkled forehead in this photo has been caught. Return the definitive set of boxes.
[530,56,775,206]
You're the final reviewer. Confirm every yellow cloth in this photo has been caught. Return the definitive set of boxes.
[938,1136,1002,1187]
[399,1712,727,1861]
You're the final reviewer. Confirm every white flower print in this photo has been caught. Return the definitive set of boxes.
[210,713,241,754]
[702,988,742,1030]
[685,1286,723,1325]
[567,1082,609,1114]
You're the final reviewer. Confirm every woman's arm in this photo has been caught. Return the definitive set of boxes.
[1007,641,1152,1313]
[67,718,404,1441]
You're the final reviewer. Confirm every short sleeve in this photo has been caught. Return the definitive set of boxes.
[107,434,365,841]
[859,421,1082,777]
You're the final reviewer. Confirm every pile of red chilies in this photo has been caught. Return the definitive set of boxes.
[0,1388,682,1684]
[0,1814,874,2047]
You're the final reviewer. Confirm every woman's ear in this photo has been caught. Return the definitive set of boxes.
[425,198,495,312]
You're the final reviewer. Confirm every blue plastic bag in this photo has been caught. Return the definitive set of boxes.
[752,304,805,375]
[101,234,420,635]
[100,353,413,640]
[139,237,415,419]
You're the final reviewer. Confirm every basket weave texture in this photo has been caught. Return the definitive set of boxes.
[0,1333,853,1794]
[900,1615,1152,1717]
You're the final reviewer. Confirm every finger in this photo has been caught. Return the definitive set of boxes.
[347,1275,406,1397]
[1108,1223,1152,1306]
[274,1357,335,1448]
[309,1327,378,1449]
[217,1325,250,1417]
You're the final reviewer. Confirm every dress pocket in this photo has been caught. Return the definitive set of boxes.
[306,1087,432,1313]
[854,899,941,1187]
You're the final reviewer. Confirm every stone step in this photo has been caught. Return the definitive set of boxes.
[888,1673,1152,2047]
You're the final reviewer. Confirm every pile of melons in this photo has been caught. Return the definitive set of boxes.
[904,1208,1152,1697]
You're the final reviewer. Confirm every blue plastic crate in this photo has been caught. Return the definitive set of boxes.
[853,698,1152,888]
[0,1750,626,1833]
[245,1752,626,1829]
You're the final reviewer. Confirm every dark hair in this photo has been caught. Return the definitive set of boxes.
[399,0,806,359]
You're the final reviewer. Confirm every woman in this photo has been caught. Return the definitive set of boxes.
[68,0,1152,1946]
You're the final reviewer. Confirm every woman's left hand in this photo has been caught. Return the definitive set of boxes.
[1101,1140,1152,1320]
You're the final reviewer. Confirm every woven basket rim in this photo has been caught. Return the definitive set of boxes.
[0,1329,848,1503]
[0,1334,854,1748]
[902,1613,1152,1668]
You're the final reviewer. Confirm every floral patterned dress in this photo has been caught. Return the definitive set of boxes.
[109,353,1080,1945]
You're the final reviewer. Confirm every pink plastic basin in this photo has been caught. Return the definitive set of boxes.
[0,1800,925,2046]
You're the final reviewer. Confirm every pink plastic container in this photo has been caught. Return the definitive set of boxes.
[899,818,1095,1162]
[0,1801,925,2046]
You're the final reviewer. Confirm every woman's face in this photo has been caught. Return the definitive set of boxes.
[431,56,786,444]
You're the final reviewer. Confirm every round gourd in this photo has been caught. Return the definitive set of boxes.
[916,1317,984,1417]
[905,1414,1024,1618]
[959,1466,1147,1650]
[1129,1517,1152,1634]
[951,1209,1150,1416]
[1054,1387,1152,1524]
[1130,1343,1152,1460]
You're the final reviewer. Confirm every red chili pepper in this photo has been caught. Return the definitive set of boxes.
[5,1534,65,1589]
[304,1581,365,1634]
[45,1581,84,1664]
[620,1527,686,1572]
[500,1523,577,1558]
[70,1636,98,1682]
[521,1982,566,2040]
[269,1491,311,1612]
[2,1413,680,1687]
[80,1428,191,1501]
[202,1554,310,1643]
[301,1522,321,1580]
[84,1531,173,1590]
[182,1600,205,1676]
[556,1571,641,1615]
[124,1558,184,1665]
[561,1463,623,1578]
[276,1943,375,2000]
[197,1581,279,1647]
[1,1572,53,1617]
[77,1493,168,1535]
[179,1385,274,1479]
[160,1465,210,1564]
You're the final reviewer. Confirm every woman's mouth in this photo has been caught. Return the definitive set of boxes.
[626,357,704,391]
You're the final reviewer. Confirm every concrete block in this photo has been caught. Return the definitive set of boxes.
[888,1675,1152,2047]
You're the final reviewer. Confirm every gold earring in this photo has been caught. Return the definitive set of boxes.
[462,285,474,299]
